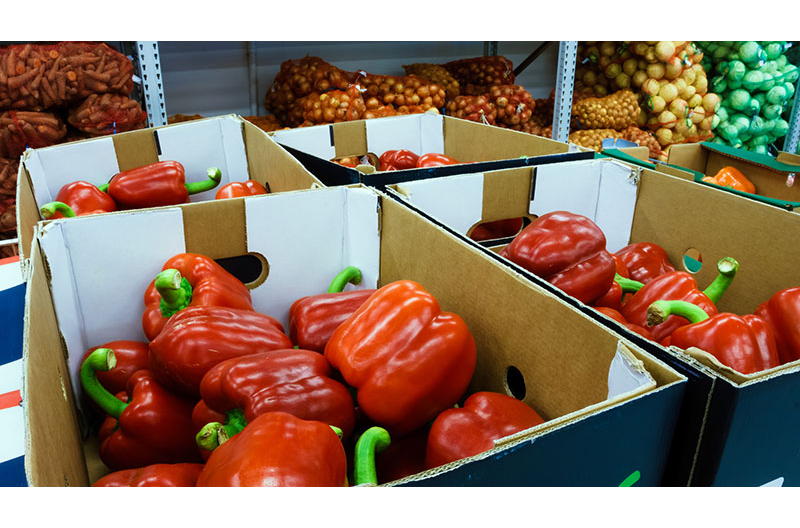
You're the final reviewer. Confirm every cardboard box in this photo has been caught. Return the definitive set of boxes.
[22,185,685,486]
[667,142,800,209]
[271,113,593,188]
[387,156,800,486]
[15,114,323,266]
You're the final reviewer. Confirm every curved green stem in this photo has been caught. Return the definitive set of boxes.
[327,266,363,293]
[702,257,739,304]
[647,299,710,327]
[97,183,109,193]
[40,201,76,219]
[330,425,343,440]
[615,274,644,294]
[155,269,193,317]
[185,167,222,195]
[80,348,127,419]
[354,426,391,486]
[195,408,248,452]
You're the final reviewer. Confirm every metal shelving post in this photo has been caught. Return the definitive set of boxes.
[134,41,168,127]
[552,41,577,143]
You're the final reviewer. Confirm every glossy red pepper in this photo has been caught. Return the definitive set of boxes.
[612,253,630,278]
[107,161,221,209]
[93,463,205,487]
[196,412,348,487]
[755,287,800,364]
[469,218,524,242]
[647,300,781,374]
[621,257,737,343]
[374,426,429,484]
[591,274,644,312]
[500,211,617,304]
[289,266,376,353]
[379,149,419,171]
[324,280,476,437]
[425,392,545,469]
[80,340,149,396]
[148,305,293,398]
[416,153,460,167]
[615,242,676,284]
[193,349,356,444]
[142,253,254,341]
[81,350,201,471]
[39,180,117,219]
[214,180,269,200]
[594,306,654,340]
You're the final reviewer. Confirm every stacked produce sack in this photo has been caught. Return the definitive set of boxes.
[0,42,141,246]
[572,41,721,160]
[695,41,799,154]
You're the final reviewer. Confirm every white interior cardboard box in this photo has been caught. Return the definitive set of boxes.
[15,114,323,266]
[22,185,685,486]
[270,113,592,188]
[387,157,800,486]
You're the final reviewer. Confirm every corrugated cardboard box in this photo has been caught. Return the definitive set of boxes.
[22,185,685,486]
[15,114,323,266]
[271,113,592,188]
[388,156,800,486]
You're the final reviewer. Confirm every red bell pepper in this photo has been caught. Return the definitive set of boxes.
[107,161,221,210]
[755,287,800,364]
[416,153,460,167]
[591,274,644,312]
[425,392,544,469]
[324,280,477,437]
[500,211,617,304]
[469,218,524,242]
[621,257,738,343]
[39,180,117,219]
[193,349,356,443]
[148,305,293,397]
[289,266,376,353]
[702,166,756,194]
[615,242,676,284]
[196,412,349,487]
[647,300,781,374]
[80,340,149,396]
[374,425,429,484]
[81,349,201,471]
[93,463,205,487]
[594,307,654,340]
[142,253,254,340]
[215,180,269,200]
[379,149,419,171]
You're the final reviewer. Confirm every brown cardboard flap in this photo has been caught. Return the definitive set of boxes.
[776,152,800,166]
[444,117,567,163]
[332,121,367,158]
[16,162,38,265]
[24,239,89,486]
[111,129,159,172]
[666,143,707,173]
[181,198,247,259]
[618,146,650,161]
[654,163,694,181]
[242,121,323,192]
[480,168,535,223]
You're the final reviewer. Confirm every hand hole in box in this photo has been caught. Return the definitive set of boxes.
[214,253,269,289]
[682,248,703,274]
[469,217,529,243]
[504,366,526,400]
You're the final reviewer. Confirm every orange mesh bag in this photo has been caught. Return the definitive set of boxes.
[0,198,15,234]
[243,114,286,132]
[168,113,205,124]
[568,129,624,151]
[621,125,666,160]
[0,42,134,111]
[442,56,515,87]
[0,158,17,199]
[356,73,446,111]
[396,104,439,115]
[571,89,640,131]
[67,93,146,136]
[445,95,497,126]
[0,111,66,158]
[402,63,460,99]
[288,85,366,127]
[363,105,398,120]
[487,85,535,127]
[264,57,353,122]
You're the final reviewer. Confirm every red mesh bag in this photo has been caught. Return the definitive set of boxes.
[531,89,555,127]
[0,158,18,199]
[363,105,398,120]
[264,57,353,122]
[621,126,666,160]
[0,42,134,111]
[0,196,16,234]
[396,104,439,115]
[442,56,515,87]
[67,93,146,136]
[446,95,497,126]
[356,73,446,111]
[288,85,366,127]
[0,111,67,158]
[488,85,535,127]
[243,114,286,132]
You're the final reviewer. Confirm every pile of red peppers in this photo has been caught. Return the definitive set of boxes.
[39,160,270,220]
[83,256,547,487]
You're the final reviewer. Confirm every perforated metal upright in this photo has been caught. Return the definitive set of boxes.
[133,41,168,127]
[552,41,577,143]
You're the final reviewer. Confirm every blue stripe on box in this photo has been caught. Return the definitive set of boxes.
[0,283,25,365]
[0,455,26,486]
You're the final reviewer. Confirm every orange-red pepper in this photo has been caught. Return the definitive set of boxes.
[93,463,205,487]
[324,280,476,437]
[107,161,221,209]
[39,181,117,219]
[755,287,800,364]
[702,166,756,194]
[379,149,419,171]
[615,242,676,284]
[80,340,149,396]
[142,253,254,341]
[214,180,269,200]
[416,153,460,167]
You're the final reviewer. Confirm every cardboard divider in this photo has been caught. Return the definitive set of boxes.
[111,130,159,171]
[24,185,684,486]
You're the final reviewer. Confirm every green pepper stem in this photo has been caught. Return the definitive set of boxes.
[328,266,363,293]
[702,257,739,304]
[196,408,247,452]
[647,299,711,327]
[97,183,109,193]
[354,426,391,486]
[615,273,644,294]
[40,201,76,219]
[80,348,127,419]
[155,269,192,317]
[185,167,222,195]
[330,425,343,440]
